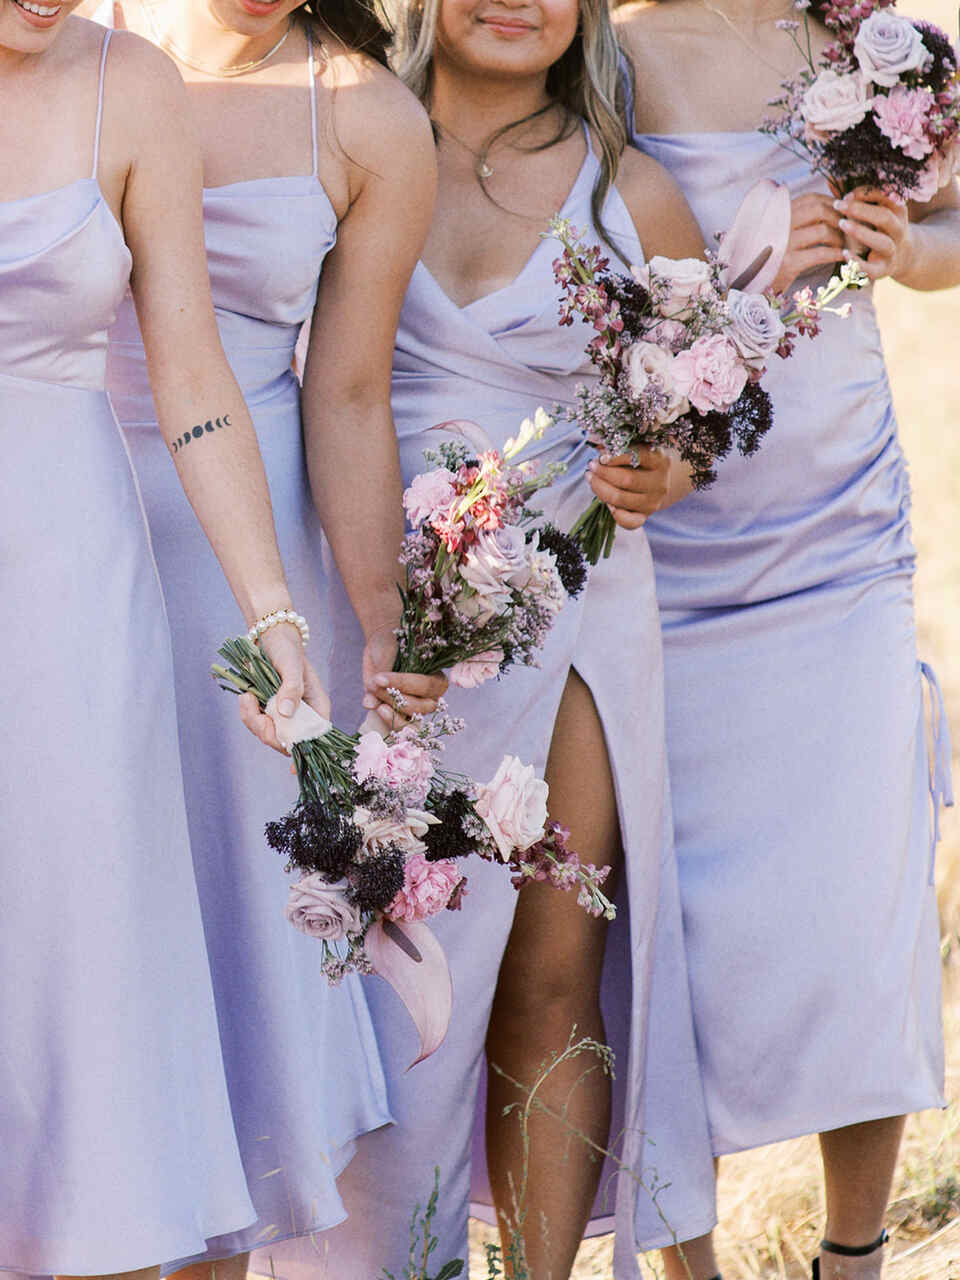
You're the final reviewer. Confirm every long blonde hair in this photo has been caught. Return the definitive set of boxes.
[387,0,629,252]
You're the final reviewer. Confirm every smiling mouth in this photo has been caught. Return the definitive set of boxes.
[13,0,63,17]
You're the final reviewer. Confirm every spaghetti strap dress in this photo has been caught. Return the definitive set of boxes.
[621,115,950,1244]
[95,10,391,1265]
[0,29,256,1275]
[250,124,716,1280]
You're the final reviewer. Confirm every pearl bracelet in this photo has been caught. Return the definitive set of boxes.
[248,608,310,647]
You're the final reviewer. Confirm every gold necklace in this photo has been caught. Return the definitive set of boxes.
[139,0,293,78]
[697,0,797,77]
[432,119,495,180]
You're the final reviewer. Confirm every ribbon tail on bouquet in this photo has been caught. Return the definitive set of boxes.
[365,918,453,1068]
[718,178,792,293]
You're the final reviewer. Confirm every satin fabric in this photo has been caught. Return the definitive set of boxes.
[625,124,948,1241]
[0,30,255,1273]
[250,128,717,1280]
[97,8,392,1265]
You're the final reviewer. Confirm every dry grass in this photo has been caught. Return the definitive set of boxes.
[469,0,960,1269]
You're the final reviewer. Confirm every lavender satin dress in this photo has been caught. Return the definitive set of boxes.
[250,127,716,1280]
[97,11,391,1265]
[0,29,256,1274]
[625,119,949,1237]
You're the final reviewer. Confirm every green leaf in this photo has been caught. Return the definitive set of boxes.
[431,1262,465,1280]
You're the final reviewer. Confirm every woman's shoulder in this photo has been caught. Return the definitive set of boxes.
[612,144,706,260]
[320,42,434,172]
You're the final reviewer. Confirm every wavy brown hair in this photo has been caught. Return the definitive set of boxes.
[387,0,630,255]
[296,0,393,66]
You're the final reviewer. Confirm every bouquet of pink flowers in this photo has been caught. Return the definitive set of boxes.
[394,409,588,690]
[212,637,612,1063]
[550,200,866,563]
[764,0,960,201]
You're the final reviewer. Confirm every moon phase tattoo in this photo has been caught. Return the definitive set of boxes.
[171,414,232,454]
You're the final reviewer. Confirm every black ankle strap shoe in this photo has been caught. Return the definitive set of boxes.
[811,1229,888,1278]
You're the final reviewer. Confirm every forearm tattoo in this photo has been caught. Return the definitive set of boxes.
[170,414,232,454]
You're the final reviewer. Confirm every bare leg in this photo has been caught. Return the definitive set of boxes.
[167,1256,250,1280]
[816,1117,905,1278]
[659,1158,721,1280]
[486,668,621,1279]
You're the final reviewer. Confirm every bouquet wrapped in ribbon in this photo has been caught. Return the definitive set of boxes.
[392,409,587,691]
[764,0,960,201]
[212,637,613,1063]
[549,183,868,563]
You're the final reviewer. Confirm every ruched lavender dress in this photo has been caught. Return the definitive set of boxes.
[624,119,950,1243]
[250,126,716,1280]
[96,10,391,1265]
[0,29,256,1274]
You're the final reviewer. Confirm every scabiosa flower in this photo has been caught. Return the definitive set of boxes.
[265,801,363,879]
[532,524,588,598]
[347,847,407,915]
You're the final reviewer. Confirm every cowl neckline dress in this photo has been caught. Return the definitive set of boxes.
[0,29,256,1274]
[624,119,949,1235]
[96,8,392,1266]
[250,127,716,1280]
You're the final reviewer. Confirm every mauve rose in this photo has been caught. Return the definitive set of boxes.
[475,756,548,861]
[403,467,457,527]
[285,876,364,941]
[725,290,787,370]
[873,85,935,160]
[353,807,438,858]
[464,525,532,593]
[386,854,463,923]
[800,69,873,139]
[625,340,692,424]
[449,648,504,689]
[672,334,749,414]
[353,731,391,784]
[644,256,714,320]
[854,11,928,87]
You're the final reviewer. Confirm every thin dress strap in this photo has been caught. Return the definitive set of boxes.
[92,28,114,181]
[306,25,319,178]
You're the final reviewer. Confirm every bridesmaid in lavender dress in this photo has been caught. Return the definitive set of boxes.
[603,2,960,1276]
[0,4,326,1276]
[88,0,444,1275]
[252,0,714,1275]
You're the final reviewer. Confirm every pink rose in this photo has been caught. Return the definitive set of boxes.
[403,467,457,528]
[672,334,749,414]
[384,734,435,802]
[854,12,929,88]
[625,340,692,424]
[641,255,714,320]
[449,648,504,689]
[386,854,464,923]
[873,85,935,160]
[353,731,391,784]
[285,876,364,941]
[475,756,548,860]
[800,70,873,140]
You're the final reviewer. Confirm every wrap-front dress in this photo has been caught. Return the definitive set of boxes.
[250,125,716,1279]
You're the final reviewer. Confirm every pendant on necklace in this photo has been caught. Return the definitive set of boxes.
[477,160,494,179]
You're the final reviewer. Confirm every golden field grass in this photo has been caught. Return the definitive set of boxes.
[470,2,960,1271]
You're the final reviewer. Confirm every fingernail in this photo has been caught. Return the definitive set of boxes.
[374,674,390,687]
[278,698,295,717]
[833,198,847,211]
[842,249,854,259]
[377,704,394,723]
[599,454,611,465]
[587,460,596,472]
[362,694,376,709]
[838,218,851,230]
